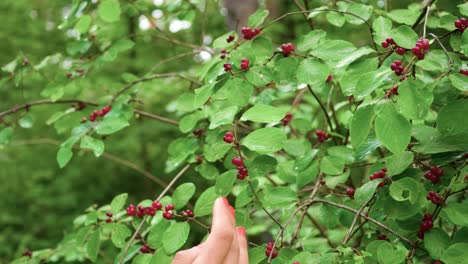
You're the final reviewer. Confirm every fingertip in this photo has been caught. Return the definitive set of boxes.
[237,226,246,237]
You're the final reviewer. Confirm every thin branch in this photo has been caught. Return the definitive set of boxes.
[119,164,191,264]
[343,193,376,244]
[422,6,431,38]
[312,199,415,246]
[134,109,179,126]
[305,213,336,248]
[307,85,334,133]
[292,0,314,29]
[411,0,435,29]
[428,33,454,77]
[0,99,97,118]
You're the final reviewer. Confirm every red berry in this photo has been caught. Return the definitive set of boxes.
[126,204,137,216]
[232,157,243,167]
[386,38,395,44]
[423,213,432,221]
[106,211,113,217]
[223,134,233,143]
[152,200,162,210]
[377,233,388,240]
[140,245,150,253]
[417,230,425,239]
[326,74,333,83]
[396,47,405,55]
[282,112,293,126]
[105,218,112,223]
[281,43,295,56]
[66,72,73,78]
[240,58,250,70]
[346,188,355,198]
[226,35,235,43]
[459,69,468,76]
[223,63,232,72]
[163,211,173,220]
[381,41,389,48]
[165,204,175,211]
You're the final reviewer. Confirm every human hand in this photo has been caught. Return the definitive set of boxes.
[172,197,248,264]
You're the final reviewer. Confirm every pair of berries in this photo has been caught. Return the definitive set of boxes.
[232,157,248,180]
[412,38,430,60]
[454,17,467,32]
[126,200,163,217]
[241,27,261,40]
[390,60,405,76]
[223,132,235,143]
[426,191,442,204]
[89,105,111,122]
[282,113,293,126]
[226,34,235,43]
[105,211,113,223]
[240,58,250,71]
[140,244,153,254]
[370,168,387,180]
[315,130,331,143]
[265,242,278,259]
[181,209,194,218]
[381,38,405,55]
[163,204,175,220]
[459,69,468,76]
[220,49,227,59]
[223,63,232,72]
[281,43,295,56]
[386,85,399,97]
[346,188,355,198]
[424,166,444,184]
[417,213,434,239]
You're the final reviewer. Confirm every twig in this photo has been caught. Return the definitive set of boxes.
[0,99,97,118]
[307,85,335,134]
[422,6,431,38]
[292,0,314,29]
[118,164,191,264]
[343,193,376,244]
[411,0,435,29]
[134,109,179,126]
[428,33,454,77]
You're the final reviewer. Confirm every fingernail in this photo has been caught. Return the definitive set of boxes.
[220,196,230,207]
[228,206,236,217]
[237,226,246,237]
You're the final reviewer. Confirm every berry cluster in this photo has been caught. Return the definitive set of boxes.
[381,38,406,55]
[390,60,404,76]
[241,27,261,40]
[281,43,295,57]
[226,34,235,43]
[163,204,175,220]
[315,130,331,143]
[223,63,232,72]
[417,213,434,239]
[459,69,468,76]
[424,166,444,184]
[346,188,355,198]
[282,113,293,126]
[411,38,430,60]
[232,157,249,180]
[454,17,467,32]
[265,242,278,259]
[370,168,387,181]
[105,211,113,223]
[426,191,441,204]
[240,58,250,71]
[326,74,333,83]
[223,131,234,143]
[385,85,399,97]
[89,105,111,122]
[220,49,227,59]
[126,200,163,217]
[140,244,153,254]
[181,209,194,218]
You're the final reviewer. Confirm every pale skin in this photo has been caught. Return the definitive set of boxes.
[172,197,249,264]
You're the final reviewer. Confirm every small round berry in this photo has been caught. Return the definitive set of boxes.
[163,211,173,220]
[226,35,235,43]
[381,41,389,48]
[66,72,73,78]
[140,245,150,253]
[223,63,232,72]
[165,204,175,211]
[240,58,250,71]
[396,47,405,55]
[232,157,243,167]
[326,74,333,83]
[346,188,355,198]
[152,200,162,210]
[106,211,113,217]
[377,233,388,240]
[105,218,112,223]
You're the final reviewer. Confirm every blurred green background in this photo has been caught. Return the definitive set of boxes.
[0,0,460,262]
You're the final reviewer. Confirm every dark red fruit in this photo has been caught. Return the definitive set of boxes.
[386,85,399,97]
[240,58,250,71]
[346,188,355,198]
[390,60,404,76]
[281,43,295,56]
[22,250,32,257]
[459,69,468,76]
[140,245,150,253]
[223,132,234,143]
[241,27,261,40]
[163,211,173,220]
[105,218,112,223]
[326,74,333,83]
[226,34,235,43]
[223,63,232,72]
[106,211,113,217]
[426,191,442,204]
[152,200,162,210]
[237,166,248,180]
[282,112,293,126]
[395,47,405,55]
[377,233,388,240]
[126,204,136,216]
[66,72,73,78]
[412,38,430,60]
[370,168,387,181]
[315,130,331,143]
[454,17,468,32]
[165,204,175,211]
[232,157,243,167]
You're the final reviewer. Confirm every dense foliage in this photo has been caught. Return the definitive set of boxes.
[1,0,467,263]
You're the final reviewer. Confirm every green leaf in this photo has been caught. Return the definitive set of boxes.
[350,104,375,148]
[95,116,129,135]
[133,254,152,264]
[98,0,121,23]
[377,241,407,264]
[111,223,131,248]
[147,220,171,248]
[240,104,287,123]
[326,12,345,27]
[151,248,173,264]
[297,30,326,52]
[162,222,190,255]
[345,3,372,25]
[424,228,450,259]
[75,15,92,33]
[449,73,468,91]
[335,47,375,69]
[375,103,412,153]
[387,9,419,26]
[441,243,468,264]
[18,114,34,128]
[193,83,214,108]
[355,180,379,203]
[389,178,420,204]
[215,170,237,196]
[440,202,468,226]
[242,127,287,154]
[354,67,392,99]
[296,58,330,87]
[195,162,219,180]
[194,187,217,217]
[386,151,414,176]
[248,9,269,28]
[212,31,237,49]
[390,25,419,49]
[398,79,432,119]
[179,111,203,133]
[297,161,319,188]
[373,16,393,44]
[263,186,297,208]
[459,3,468,16]
[110,193,128,214]
[209,106,238,129]
[86,229,100,262]
[57,147,73,168]
[461,30,468,56]
[0,127,14,145]
[172,183,196,209]
[248,246,267,264]
[310,40,356,61]
[320,156,344,175]
[437,100,468,137]
[80,136,104,157]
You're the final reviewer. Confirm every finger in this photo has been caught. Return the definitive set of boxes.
[222,209,239,263]
[171,245,202,264]
[236,227,249,264]
[195,197,236,264]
